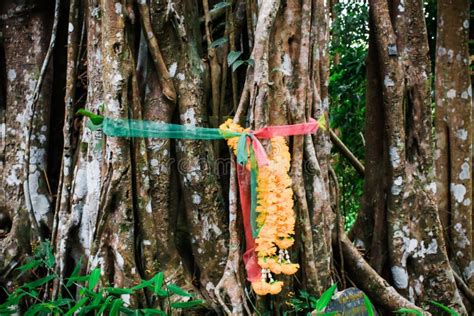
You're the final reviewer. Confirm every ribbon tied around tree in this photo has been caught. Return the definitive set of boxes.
[78,108,325,295]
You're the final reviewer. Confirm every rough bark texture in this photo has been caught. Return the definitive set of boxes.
[351,0,468,313]
[1,0,53,279]
[434,0,473,293]
[0,0,472,315]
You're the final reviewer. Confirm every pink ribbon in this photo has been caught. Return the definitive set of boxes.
[237,118,320,282]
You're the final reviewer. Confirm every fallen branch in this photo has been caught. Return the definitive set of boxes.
[337,232,429,315]
[453,270,474,303]
[329,129,365,176]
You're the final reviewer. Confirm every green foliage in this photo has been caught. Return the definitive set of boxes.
[212,1,231,11]
[363,294,375,316]
[0,241,203,315]
[394,300,460,315]
[394,308,424,316]
[285,284,338,315]
[210,37,229,48]
[227,50,242,66]
[76,108,104,125]
[285,285,461,315]
[227,50,253,72]
[428,301,460,316]
[329,1,368,230]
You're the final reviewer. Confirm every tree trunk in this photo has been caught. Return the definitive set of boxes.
[1,0,54,278]
[434,0,473,296]
[0,0,472,315]
[351,0,468,313]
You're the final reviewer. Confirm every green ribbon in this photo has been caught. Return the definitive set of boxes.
[82,113,263,240]
[249,146,259,238]
[235,132,259,238]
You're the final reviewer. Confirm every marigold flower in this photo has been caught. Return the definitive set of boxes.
[268,261,282,275]
[275,237,294,249]
[221,122,299,295]
[258,257,276,269]
[252,280,271,296]
[269,281,284,295]
[280,263,299,275]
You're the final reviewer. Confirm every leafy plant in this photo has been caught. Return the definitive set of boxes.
[227,50,253,72]
[395,300,460,316]
[363,294,375,316]
[0,241,203,315]
[212,1,231,11]
[285,284,338,315]
[428,301,460,316]
[210,37,228,48]
[394,308,424,316]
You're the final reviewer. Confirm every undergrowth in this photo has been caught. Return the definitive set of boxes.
[0,242,203,315]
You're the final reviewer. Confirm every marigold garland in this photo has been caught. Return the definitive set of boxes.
[219,119,299,295]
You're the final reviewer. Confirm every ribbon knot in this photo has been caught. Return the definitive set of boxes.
[236,132,269,168]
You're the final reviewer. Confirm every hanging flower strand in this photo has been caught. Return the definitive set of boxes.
[79,109,324,296]
[219,120,300,295]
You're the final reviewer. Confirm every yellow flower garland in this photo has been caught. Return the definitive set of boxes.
[219,120,299,295]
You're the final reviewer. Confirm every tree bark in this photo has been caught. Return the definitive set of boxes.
[358,0,468,312]
[0,0,472,315]
[0,0,54,279]
[434,0,473,293]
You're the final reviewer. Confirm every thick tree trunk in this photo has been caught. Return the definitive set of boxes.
[434,0,473,295]
[352,0,468,313]
[1,0,472,315]
[0,0,54,278]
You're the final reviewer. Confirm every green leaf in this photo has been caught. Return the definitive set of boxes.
[429,301,460,316]
[154,272,164,294]
[76,109,104,125]
[91,289,104,306]
[363,294,375,316]
[105,287,134,295]
[0,308,17,315]
[65,297,88,315]
[66,275,89,284]
[110,298,124,316]
[119,306,135,315]
[170,299,204,309]
[394,308,424,316]
[227,51,242,66]
[25,303,51,316]
[167,284,193,297]
[141,308,167,315]
[155,288,169,297]
[232,60,245,72]
[52,297,74,307]
[309,296,318,309]
[16,259,41,273]
[246,58,254,66]
[131,278,153,291]
[4,291,28,306]
[315,283,337,312]
[44,243,55,269]
[66,257,83,287]
[210,37,228,48]
[82,303,105,314]
[212,1,231,10]
[22,274,56,290]
[98,296,114,315]
[88,268,101,290]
